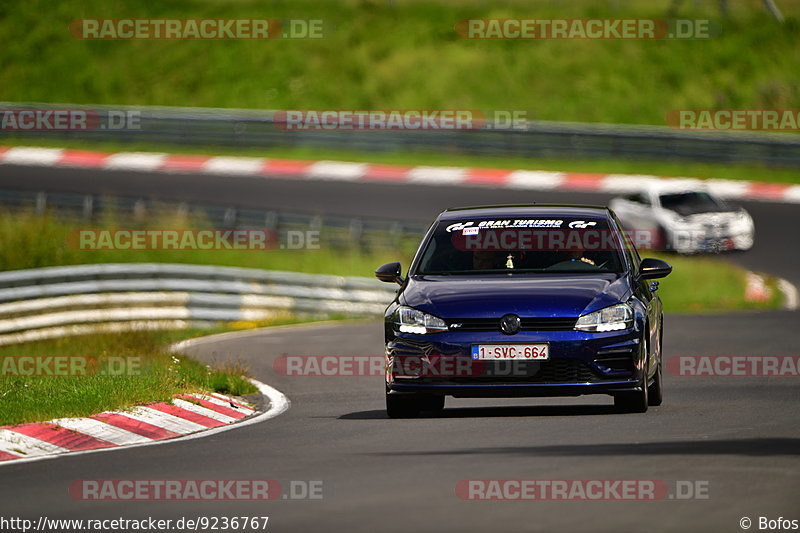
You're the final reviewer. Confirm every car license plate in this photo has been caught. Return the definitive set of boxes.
[472,344,549,360]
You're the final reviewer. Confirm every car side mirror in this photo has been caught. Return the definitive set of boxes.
[639,258,672,280]
[375,262,404,285]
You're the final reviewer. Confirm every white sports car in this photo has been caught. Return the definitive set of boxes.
[609,185,754,254]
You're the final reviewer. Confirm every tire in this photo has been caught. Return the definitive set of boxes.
[420,394,445,412]
[614,388,648,413]
[647,361,663,406]
[386,393,421,418]
[614,332,649,413]
[648,329,664,406]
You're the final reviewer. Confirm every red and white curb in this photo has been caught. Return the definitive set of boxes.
[0,381,289,466]
[777,278,799,310]
[1,145,799,204]
[744,272,798,310]
[745,272,771,303]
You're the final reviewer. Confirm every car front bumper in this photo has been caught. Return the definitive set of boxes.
[385,327,645,398]
[670,226,754,253]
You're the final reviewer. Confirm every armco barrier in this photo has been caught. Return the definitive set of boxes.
[0,263,398,346]
[2,102,800,166]
[0,189,429,251]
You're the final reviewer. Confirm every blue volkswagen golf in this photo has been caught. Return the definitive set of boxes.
[375,205,672,417]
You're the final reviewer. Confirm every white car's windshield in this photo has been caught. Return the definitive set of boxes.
[659,192,727,215]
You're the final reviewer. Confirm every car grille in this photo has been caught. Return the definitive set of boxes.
[702,221,729,235]
[447,317,576,332]
[535,359,598,382]
[425,358,604,384]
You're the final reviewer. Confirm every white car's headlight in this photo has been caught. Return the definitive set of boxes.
[737,209,753,225]
[394,306,448,334]
[575,303,633,332]
[724,209,753,234]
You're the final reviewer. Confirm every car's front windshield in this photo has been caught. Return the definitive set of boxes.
[659,192,726,214]
[414,217,625,275]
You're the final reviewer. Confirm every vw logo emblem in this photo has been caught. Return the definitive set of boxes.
[500,314,521,335]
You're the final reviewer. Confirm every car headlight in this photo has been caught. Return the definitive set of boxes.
[393,306,448,334]
[575,303,633,332]
[736,209,753,226]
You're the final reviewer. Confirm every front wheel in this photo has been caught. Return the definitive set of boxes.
[615,335,650,413]
[614,388,648,413]
[421,394,445,412]
[386,393,421,418]
[647,362,663,406]
[386,393,445,418]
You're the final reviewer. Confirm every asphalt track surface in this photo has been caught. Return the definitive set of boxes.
[0,164,798,532]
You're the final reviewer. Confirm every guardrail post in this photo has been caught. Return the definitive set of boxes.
[264,211,278,230]
[82,195,93,220]
[223,208,237,227]
[133,199,146,222]
[349,218,363,246]
[35,192,47,215]
[390,221,402,248]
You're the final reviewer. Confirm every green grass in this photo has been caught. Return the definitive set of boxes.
[159,318,350,344]
[3,0,799,182]
[4,137,800,184]
[0,316,354,426]
[0,330,257,426]
[0,210,413,276]
[645,252,783,312]
[0,0,797,127]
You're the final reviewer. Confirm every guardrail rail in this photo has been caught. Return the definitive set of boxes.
[2,102,800,166]
[0,263,398,346]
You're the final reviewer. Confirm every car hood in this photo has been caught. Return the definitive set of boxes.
[680,209,743,222]
[668,205,739,217]
[401,273,631,319]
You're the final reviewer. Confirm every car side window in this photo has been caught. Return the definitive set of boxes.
[627,193,651,206]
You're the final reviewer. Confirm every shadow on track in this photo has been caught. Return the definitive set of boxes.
[364,438,800,457]
[339,403,620,420]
